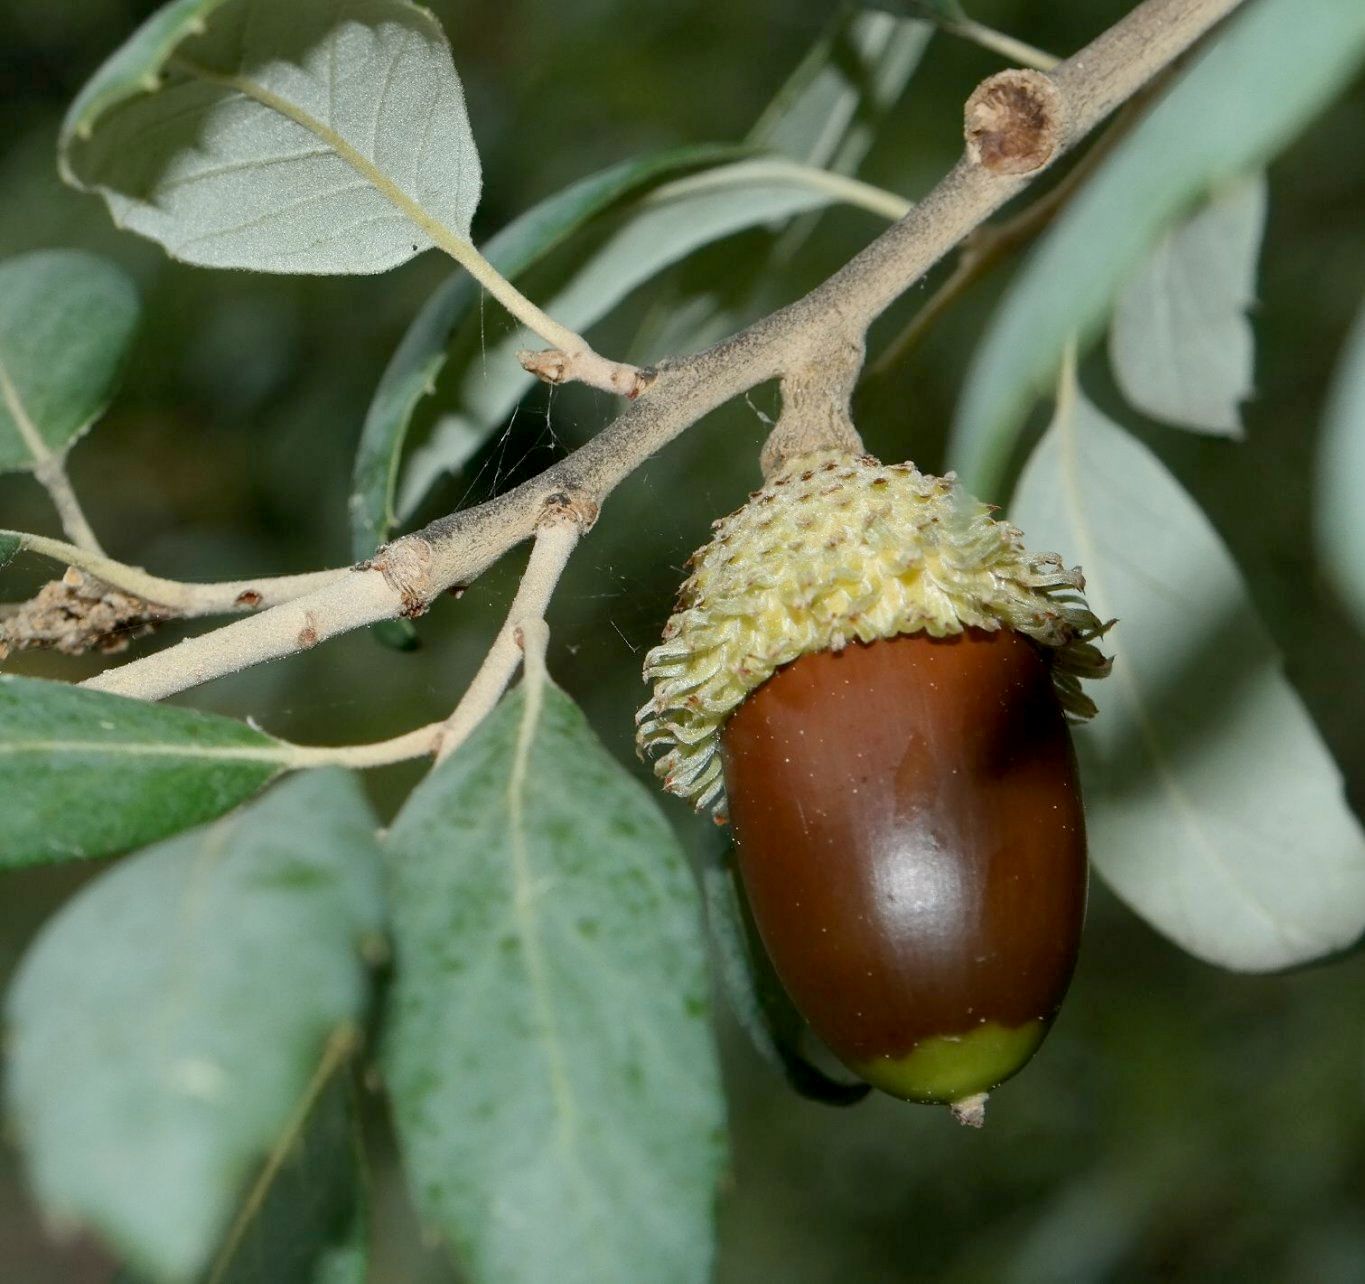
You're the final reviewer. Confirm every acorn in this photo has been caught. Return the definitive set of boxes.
[636,451,1110,1119]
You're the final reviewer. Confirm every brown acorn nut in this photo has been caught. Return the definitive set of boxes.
[636,452,1110,1114]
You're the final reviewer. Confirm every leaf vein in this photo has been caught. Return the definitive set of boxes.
[0,351,51,466]
[371,24,411,164]
[505,680,609,1275]
[171,178,374,253]
[0,738,285,763]
[156,145,335,195]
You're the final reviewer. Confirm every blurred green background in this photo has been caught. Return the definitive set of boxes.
[1,0,1363,1280]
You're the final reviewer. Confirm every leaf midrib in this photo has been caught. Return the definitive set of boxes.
[0,737,287,764]
[0,347,55,468]
[167,53,469,263]
[505,681,609,1275]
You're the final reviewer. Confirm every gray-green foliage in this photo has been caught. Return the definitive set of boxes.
[1317,299,1365,633]
[632,7,928,370]
[383,675,725,1284]
[347,143,750,560]
[60,0,481,274]
[950,0,1365,496]
[1109,175,1267,437]
[5,769,385,1283]
[212,1071,369,1284]
[0,675,290,867]
[390,5,927,525]
[1010,368,1365,971]
[10,0,1365,1277]
[393,159,841,521]
[0,249,139,472]
[750,7,931,178]
[122,1066,369,1284]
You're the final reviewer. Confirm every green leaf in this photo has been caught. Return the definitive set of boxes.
[119,1054,370,1284]
[0,532,19,567]
[1316,299,1365,632]
[1009,368,1365,972]
[1109,175,1267,437]
[347,144,750,561]
[388,8,926,521]
[60,0,481,275]
[210,1064,368,1284]
[702,861,867,1107]
[750,7,931,175]
[383,677,725,1284]
[395,160,847,520]
[633,7,929,362]
[950,0,1365,497]
[0,674,290,867]
[5,769,385,1283]
[0,250,139,474]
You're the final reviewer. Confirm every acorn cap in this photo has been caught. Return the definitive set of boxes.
[636,451,1110,813]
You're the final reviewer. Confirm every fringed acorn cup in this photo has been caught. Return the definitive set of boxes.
[636,451,1111,1123]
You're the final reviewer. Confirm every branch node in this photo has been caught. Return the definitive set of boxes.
[362,535,434,620]
[518,347,569,385]
[518,348,655,399]
[964,69,1064,175]
[539,489,600,534]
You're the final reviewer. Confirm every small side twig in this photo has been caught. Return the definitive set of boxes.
[32,459,104,555]
[0,361,105,554]
[433,500,589,764]
[248,504,587,773]
[518,350,655,400]
[170,52,647,403]
[282,721,444,770]
[515,158,914,398]
[2,529,349,617]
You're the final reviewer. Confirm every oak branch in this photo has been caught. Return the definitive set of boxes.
[82,0,1245,705]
